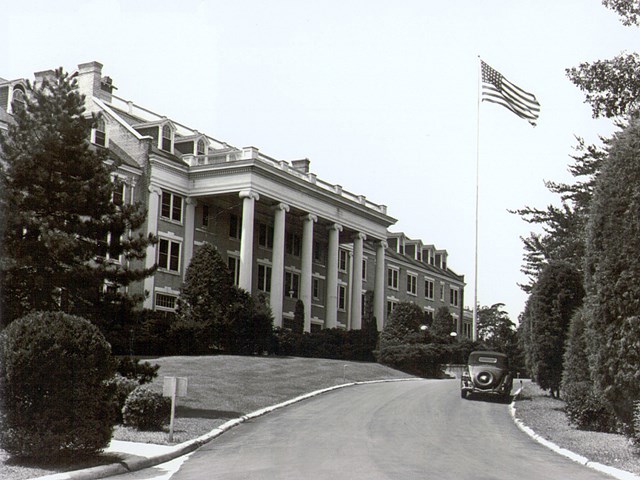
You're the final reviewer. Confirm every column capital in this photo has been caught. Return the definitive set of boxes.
[148,184,163,196]
[303,213,318,223]
[274,202,290,213]
[329,223,343,233]
[239,190,260,201]
[378,239,388,249]
[355,232,367,241]
[186,197,198,207]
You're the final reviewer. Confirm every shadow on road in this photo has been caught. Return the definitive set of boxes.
[176,406,244,419]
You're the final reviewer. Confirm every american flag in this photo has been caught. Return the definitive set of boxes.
[481,60,540,126]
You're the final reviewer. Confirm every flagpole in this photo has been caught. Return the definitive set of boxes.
[473,56,481,342]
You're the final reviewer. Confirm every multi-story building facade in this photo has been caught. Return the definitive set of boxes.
[0,61,470,338]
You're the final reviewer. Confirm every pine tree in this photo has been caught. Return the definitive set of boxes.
[0,68,153,326]
[175,243,235,352]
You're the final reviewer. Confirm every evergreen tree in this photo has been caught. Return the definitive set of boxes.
[175,243,235,352]
[584,119,640,426]
[0,68,153,326]
[430,306,455,341]
[292,299,305,334]
[527,261,584,398]
[511,137,604,292]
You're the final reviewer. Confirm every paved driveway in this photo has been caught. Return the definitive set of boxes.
[145,379,612,480]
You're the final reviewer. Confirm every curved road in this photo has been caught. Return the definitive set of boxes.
[125,380,615,480]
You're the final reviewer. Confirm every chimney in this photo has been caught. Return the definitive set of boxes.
[34,70,55,89]
[76,61,113,104]
[291,158,310,174]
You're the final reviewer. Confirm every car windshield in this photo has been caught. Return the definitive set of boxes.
[468,352,508,368]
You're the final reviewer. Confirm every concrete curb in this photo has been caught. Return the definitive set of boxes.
[509,385,640,480]
[31,378,419,480]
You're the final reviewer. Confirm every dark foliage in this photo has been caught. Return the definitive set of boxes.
[562,307,618,432]
[524,261,584,397]
[122,386,171,431]
[114,356,160,384]
[0,312,115,458]
[0,68,153,326]
[584,119,640,426]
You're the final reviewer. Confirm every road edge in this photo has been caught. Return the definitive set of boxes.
[509,384,640,480]
[30,378,420,480]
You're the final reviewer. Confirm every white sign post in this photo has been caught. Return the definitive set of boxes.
[163,376,188,442]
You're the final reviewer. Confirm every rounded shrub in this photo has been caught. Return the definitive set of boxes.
[0,311,115,458]
[122,386,171,431]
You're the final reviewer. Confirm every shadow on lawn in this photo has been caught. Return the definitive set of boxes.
[176,405,244,419]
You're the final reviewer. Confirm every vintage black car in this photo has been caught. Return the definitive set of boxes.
[460,351,512,401]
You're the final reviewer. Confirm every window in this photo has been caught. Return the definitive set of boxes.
[424,278,435,300]
[259,223,274,249]
[258,264,272,292]
[339,249,348,272]
[286,232,301,256]
[386,300,397,317]
[450,287,459,307]
[229,213,240,239]
[228,256,240,285]
[155,293,177,311]
[407,273,417,296]
[161,124,172,152]
[11,86,25,113]
[313,278,322,301]
[197,139,206,155]
[362,258,367,280]
[338,285,347,311]
[158,238,181,272]
[285,271,300,298]
[202,205,209,227]
[440,283,445,301]
[424,309,434,324]
[112,180,125,206]
[387,267,399,290]
[313,241,324,264]
[161,192,183,223]
[94,116,106,147]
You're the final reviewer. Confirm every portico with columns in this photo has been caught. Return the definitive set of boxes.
[142,145,396,331]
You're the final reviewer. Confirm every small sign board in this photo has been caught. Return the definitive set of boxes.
[163,376,188,397]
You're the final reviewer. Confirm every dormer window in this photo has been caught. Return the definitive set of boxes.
[161,124,173,152]
[11,86,26,113]
[93,116,106,147]
[197,139,206,155]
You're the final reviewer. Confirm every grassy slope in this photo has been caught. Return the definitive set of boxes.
[1,356,413,479]
[513,381,640,475]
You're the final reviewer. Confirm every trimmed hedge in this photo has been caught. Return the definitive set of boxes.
[0,311,115,458]
[122,386,171,431]
[563,381,619,433]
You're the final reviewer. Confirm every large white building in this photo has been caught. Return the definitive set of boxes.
[0,61,470,337]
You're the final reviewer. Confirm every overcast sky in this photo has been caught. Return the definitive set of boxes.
[3,1,638,322]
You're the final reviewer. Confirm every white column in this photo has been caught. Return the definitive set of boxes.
[270,203,289,328]
[239,190,259,292]
[374,240,387,331]
[183,197,197,273]
[300,213,317,332]
[325,223,342,329]
[350,233,366,330]
[143,185,162,309]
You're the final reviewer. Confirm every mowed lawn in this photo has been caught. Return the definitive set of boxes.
[115,355,415,444]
